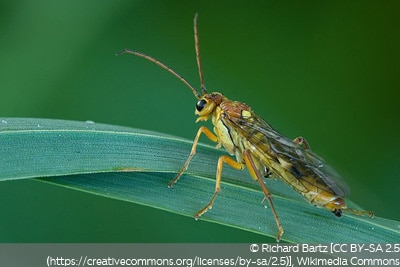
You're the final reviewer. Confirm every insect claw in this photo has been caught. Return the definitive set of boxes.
[276,228,284,242]
[194,208,207,220]
[194,204,212,220]
[168,173,182,188]
[261,197,267,205]
[343,207,374,218]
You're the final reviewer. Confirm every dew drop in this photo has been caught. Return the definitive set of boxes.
[1,119,7,124]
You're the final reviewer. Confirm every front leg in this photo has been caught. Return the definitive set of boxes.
[168,126,218,188]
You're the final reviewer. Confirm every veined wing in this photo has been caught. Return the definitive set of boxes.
[223,102,350,197]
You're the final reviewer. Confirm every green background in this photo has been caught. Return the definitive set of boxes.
[0,1,399,242]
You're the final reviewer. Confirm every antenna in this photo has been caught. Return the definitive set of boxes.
[116,49,201,99]
[193,13,207,95]
[116,13,207,100]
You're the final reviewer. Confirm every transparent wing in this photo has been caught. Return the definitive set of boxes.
[224,108,350,197]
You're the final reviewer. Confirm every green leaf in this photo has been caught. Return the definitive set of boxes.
[1,118,399,242]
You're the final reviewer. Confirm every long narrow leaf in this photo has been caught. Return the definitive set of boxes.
[1,118,398,242]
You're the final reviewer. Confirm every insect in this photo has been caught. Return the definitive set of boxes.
[117,14,374,241]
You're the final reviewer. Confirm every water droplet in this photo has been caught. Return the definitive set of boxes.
[37,124,42,128]
[85,120,95,124]
[1,119,7,124]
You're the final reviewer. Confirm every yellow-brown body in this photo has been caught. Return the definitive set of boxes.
[118,13,373,241]
[200,93,348,216]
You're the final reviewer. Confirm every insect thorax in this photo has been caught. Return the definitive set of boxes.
[211,100,253,163]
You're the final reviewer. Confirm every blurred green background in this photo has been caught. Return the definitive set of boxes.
[0,1,399,242]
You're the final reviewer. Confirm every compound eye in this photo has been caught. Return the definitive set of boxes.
[196,99,207,111]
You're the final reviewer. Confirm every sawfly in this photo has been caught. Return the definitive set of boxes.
[117,14,374,241]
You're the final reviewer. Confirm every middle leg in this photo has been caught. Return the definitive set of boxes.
[194,155,244,219]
